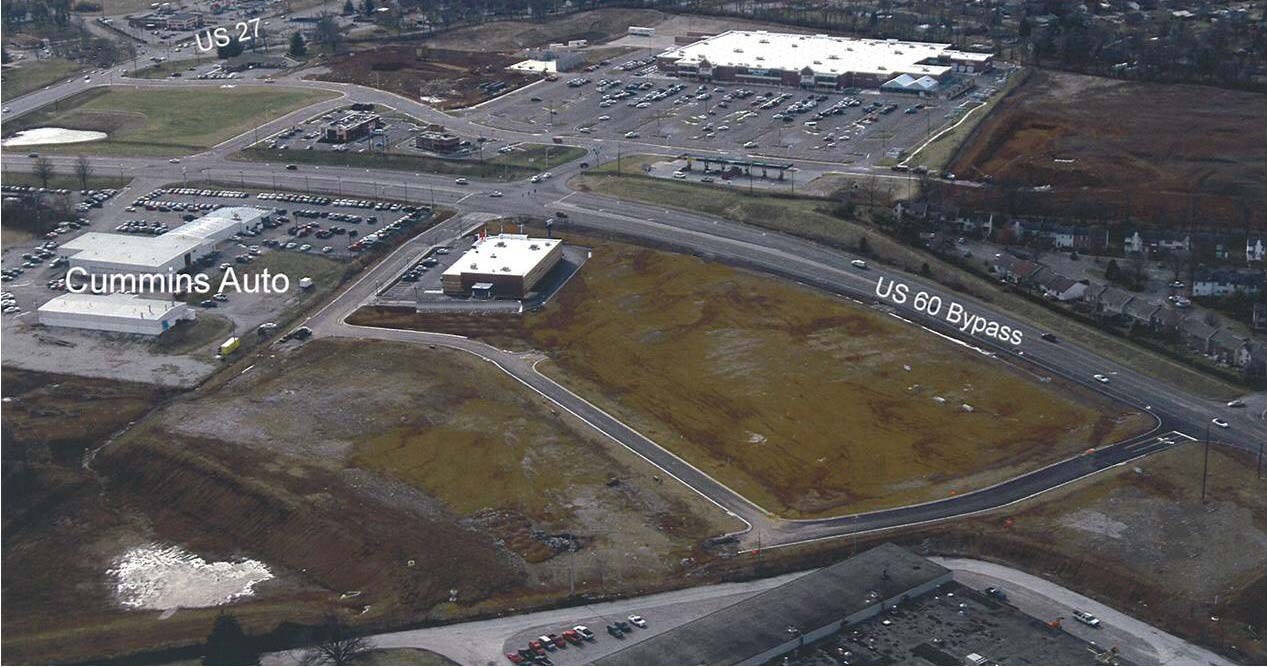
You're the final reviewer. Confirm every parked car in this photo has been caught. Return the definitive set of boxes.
[627,615,646,628]
[573,625,594,641]
[1072,610,1101,627]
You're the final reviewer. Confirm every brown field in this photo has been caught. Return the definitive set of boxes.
[314,47,534,109]
[351,232,1149,519]
[1,340,734,664]
[419,8,668,51]
[947,70,1266,228]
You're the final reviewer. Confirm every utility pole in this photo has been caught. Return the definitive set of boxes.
[1200,423,1211,502]
[1257,439,1263,480]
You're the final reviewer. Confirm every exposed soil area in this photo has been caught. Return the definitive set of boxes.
[418,9,668,51]
[1,339,734,664]
[947,70,1266,228]
[315,47,534,109]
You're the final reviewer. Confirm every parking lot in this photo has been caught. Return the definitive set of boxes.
[0,182,436,386]
[468,50,1010,169]
[500,589,763,666]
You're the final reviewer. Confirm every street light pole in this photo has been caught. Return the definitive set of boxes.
[1200,423,1211,502]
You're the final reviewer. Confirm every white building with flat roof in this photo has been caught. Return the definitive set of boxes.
[442,233,563,298]
[174,206,271,242]
[38,292,196,335]
[60,206,271,275]
[60,232,211,275]
[656,30,992,89]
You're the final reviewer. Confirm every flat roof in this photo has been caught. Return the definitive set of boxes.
[595,543,950,665]
[443,234,560,279]
[61,232,205,268]
[38,292,188,320]
[173,206,269,239]
[659,30,954,78]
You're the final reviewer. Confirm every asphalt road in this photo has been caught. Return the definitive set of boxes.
[5,68,1264,553]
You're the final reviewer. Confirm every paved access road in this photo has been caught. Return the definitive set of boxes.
[6,66,1265,553]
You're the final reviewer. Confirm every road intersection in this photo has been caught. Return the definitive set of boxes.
[5,70,1263,553]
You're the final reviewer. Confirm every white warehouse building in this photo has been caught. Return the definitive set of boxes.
[60,232,212,275]
[60,206,272,275]
[38,292,196,336]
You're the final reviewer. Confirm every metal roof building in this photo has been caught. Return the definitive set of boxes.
[38,292,196,335]
[60,206,271,274]
[60,232,211,275]
[594,543,951,666]
[173,206,271,242]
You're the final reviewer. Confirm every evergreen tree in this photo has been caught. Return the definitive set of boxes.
[203,613,259,666]
[288,31,306,57]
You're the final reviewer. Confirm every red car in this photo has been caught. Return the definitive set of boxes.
[562,630,582,645]
[549,634,567,648]
[506,652,524,664]
[529,640,546,655]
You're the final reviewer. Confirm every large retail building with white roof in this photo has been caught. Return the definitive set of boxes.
[656,30,992,90]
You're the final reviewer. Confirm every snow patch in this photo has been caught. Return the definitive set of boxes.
[108,544,273,611]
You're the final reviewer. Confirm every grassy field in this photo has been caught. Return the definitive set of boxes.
[0,171,131,190]
[353,234,1148,518]
[0,58,85,99]
[4,86,337,156]
[572,162,1245,399]
[2,338,736,664]
[237,143,586,182]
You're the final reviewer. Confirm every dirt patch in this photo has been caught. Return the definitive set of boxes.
[1,337,734,664]
[947,70,1266,228]
[418,9,668,51]
[314,46,534,109]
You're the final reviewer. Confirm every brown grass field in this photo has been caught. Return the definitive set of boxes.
[352,233,1150,519]
[946,70,1266,228]
[1,340,735,664]
[314,47,533,109]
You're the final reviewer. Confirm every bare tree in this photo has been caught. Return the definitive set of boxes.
[302,614,373,665]
[74,156,92,191]
[33,156,55,188]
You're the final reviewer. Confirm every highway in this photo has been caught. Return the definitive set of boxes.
[4,69,1264,553]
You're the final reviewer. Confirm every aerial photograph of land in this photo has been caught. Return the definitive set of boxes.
[1,0,1263,665]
